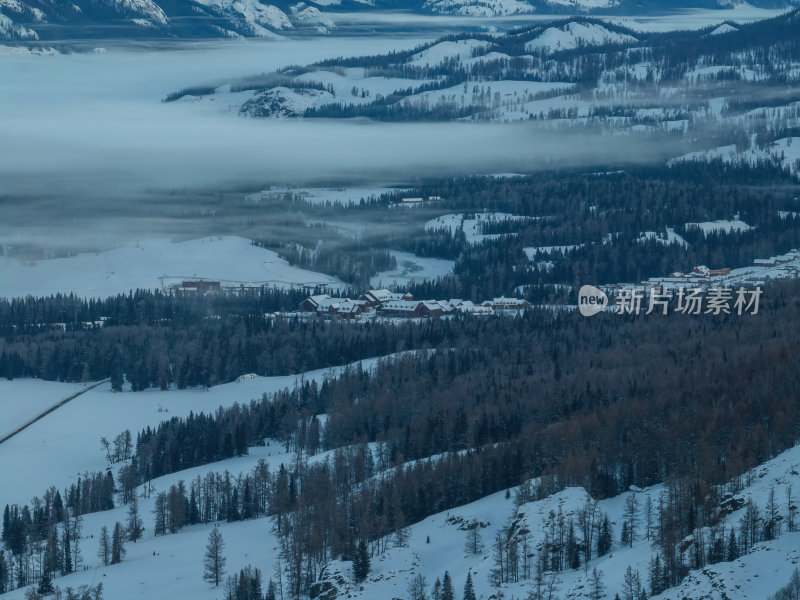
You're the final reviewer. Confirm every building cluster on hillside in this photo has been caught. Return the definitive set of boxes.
[297,289,531,321]
[642,249,800,290]
[397,196,443,206]
[173,280,223,293]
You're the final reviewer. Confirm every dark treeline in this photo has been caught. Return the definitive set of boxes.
[5,280,800,596]
[399,163,800,301]
[1,471,114,593]
[95,279,800,597]
[0,287,312,333]
[0,297,458,388]
[3,163,800,386]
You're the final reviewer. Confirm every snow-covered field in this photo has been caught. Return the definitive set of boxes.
[369,250,455,288]
[686,219,754,235]
[0,379,85,439]
[637,228,688,246]
[523,244,584,259]
[0,354,400,508]
[0,236,342,299]
[405,79,575,107]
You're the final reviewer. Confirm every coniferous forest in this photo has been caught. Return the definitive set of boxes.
[4,275,800,596]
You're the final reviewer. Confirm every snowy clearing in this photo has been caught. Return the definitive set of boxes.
[426,212,533,245]
[0,354,405,507]
[0,236,342,299]
[369,250,455,288]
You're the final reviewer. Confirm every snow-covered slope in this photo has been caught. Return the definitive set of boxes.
[107,0,168,25]
[166,9,800,136]
[292,442,800,600]
[0,354,399,507]
[422,0,535,16]
[686,219,754,234]
[708,22,738,34]
[545,0,620,9]
[524,21,638,53]
[409,39,494,67]
[0,0,340,41]
[426,212,535,244]
[240,86,335,118]
[193,0,293,35]
[5,367,800,600]
[671,138,800,179]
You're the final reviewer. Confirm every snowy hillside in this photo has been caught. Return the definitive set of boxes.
[192,0,293,36]
[0,0,340,41]
[172,5,800,178]
[426,212,536,244]
[523,22,637,52]
[1,0,798,41]
[422,0,535,16]
[409,39,494,67]
[5,368,800,600]
[672,138,800,178]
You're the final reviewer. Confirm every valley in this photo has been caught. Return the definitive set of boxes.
[4,5,800,600]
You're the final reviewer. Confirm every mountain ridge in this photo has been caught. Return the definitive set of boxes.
[0,0,797,42]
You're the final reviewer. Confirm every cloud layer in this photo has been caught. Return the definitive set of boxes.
[0,37,681,252]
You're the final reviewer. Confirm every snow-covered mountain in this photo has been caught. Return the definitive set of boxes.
[0,0,344,41]
[0,0,798,42]
[164,8,800,181]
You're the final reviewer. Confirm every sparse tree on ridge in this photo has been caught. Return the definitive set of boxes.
[442,571,455,600]
[204,528,227,587]
[97,526,111,567]
[463,572,476,600]
[588,568,606,600]
[408,573,428,600]
[111,522,126,565]
[464,519,483,556]
[127,496,144,542]
[353,539,370,583]
[622,494,639,548]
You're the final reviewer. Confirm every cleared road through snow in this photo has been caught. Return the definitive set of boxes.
[0,379,110,446]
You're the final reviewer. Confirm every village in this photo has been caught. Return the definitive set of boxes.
[294,289,531,321]
[639,249,800,291]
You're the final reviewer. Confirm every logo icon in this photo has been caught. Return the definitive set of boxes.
[578,285,608,317]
